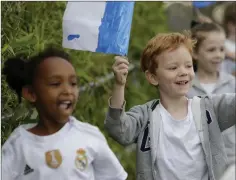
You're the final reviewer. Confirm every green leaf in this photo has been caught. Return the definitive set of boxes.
[1,44,9,54]
[15,33,34,43]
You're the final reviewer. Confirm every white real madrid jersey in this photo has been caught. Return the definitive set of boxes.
[2,116,127,180]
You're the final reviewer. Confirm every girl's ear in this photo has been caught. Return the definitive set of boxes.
[22,86,37,103]
[145,70,159,86]
[192,51,199,61]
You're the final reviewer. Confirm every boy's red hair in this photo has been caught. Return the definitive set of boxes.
[140,32,196,74]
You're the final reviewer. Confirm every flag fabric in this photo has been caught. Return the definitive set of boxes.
[62,2,135,56]
[193,1,216,8]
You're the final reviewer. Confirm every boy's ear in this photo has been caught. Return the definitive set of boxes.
[22,86,37,103]
[145,70,159,86]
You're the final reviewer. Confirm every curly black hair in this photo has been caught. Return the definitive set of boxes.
[3,46,72,103]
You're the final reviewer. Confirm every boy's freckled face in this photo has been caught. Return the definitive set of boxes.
[33,57,79,123]
[154,45,195,97]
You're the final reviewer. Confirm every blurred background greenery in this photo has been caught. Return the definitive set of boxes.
[1,2,167,179]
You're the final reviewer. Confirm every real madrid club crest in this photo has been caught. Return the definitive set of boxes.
[75,148,88,171]
[45,149,62,169]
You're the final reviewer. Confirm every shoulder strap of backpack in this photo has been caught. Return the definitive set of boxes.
[191,96,202,131]
[191,96,207,152]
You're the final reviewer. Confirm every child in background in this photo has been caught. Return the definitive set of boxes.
[221,3,236,76]
[2,47,127,180]
[187,22,235,166]
[104,32,235,180]
[188,22,235,97]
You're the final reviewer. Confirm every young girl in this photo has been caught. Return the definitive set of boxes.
[187,23,235,167]
[2,47,127,180]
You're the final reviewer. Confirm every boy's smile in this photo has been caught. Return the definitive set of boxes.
[175,80,190,87]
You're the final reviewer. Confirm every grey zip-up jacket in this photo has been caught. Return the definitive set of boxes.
[104,94,235,180]
[187,72,235,97]
[187,73,236,165]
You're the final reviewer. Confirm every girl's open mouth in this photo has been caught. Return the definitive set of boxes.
[59,101,73,110]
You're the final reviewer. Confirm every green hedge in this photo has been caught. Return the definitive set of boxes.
[1,2,167,179]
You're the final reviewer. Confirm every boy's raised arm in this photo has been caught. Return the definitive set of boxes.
[110,56,129,108]
[105,56,147,145]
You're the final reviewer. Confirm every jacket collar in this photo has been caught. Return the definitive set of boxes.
[192,72,234,91]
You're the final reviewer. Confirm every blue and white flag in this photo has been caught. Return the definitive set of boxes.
[193,1,216,8]
[62,2,135,56]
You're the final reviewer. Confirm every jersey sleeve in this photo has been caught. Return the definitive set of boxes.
[93,134,128,180]
[2,138,19,180]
